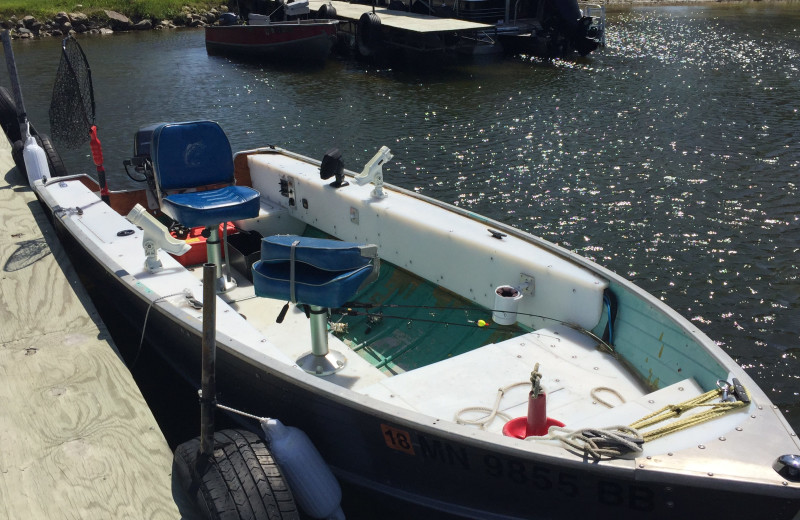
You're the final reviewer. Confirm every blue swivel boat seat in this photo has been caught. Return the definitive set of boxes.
[150,121,260,292]
[252,235,380,375]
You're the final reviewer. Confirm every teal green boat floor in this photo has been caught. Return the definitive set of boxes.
[300,225,526,374]
[330,263,527,375]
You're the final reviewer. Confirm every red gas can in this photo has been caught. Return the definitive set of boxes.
[170,223,236,267]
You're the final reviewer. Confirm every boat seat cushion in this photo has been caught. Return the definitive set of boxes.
[161,185,260,229]
[253,235,379,308]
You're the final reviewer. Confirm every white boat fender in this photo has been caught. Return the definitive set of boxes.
[22,122,50,185]
[260,418,346,520]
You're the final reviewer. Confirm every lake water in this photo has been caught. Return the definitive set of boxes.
[4,0,799,477]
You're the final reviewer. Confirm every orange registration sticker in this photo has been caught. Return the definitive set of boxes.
[381,423,415,455]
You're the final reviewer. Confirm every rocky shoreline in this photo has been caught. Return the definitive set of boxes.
[1,6,230,39]
[0,0,783,39]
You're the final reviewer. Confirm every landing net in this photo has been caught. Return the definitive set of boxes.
[49,35,95,150]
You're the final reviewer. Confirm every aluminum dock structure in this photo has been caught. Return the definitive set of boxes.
[0,137,181,519]
[308,0,497,57]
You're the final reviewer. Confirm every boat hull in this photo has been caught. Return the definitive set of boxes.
[39,182,800,520]
[205,22,338,62]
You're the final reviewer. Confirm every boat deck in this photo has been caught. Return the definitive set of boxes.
[308,0,492,33]
[213,267,390,391]
[361,324,649,429]
[210,263,749,458]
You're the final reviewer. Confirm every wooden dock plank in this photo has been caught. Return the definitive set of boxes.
[308,0,492,32]
[0,138,181,519]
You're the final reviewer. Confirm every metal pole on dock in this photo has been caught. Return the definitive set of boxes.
[1,30,49,186]
[1,31,27,129]
[200,263,217,458]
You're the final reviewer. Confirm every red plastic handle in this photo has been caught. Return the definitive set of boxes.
[89,125,104,167]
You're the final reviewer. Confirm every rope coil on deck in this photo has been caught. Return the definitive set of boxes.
[455,371,750,460]
[590,386,626,408]
[544,425,644,459]
[533,384,749,460]
[454,382,530,430]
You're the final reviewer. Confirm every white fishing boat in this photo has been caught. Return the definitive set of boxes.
[24,119,800,519]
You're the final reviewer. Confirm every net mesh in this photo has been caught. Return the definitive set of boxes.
[49,36,94,150]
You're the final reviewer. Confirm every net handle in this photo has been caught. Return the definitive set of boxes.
[89,125,109,203]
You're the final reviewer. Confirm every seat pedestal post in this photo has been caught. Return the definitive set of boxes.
[206,227,237,293]
[297,305,347,376]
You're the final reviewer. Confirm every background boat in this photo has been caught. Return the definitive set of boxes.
[205,9,338,63]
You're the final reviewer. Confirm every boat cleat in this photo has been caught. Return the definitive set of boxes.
[773,454,800,482]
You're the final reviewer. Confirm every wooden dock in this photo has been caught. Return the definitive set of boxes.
[308,0,492,32]
[0,138,181,518]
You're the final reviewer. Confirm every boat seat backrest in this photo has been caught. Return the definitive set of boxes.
[147,120,260,230]
[151,120,235,194]
[252,235,380,309]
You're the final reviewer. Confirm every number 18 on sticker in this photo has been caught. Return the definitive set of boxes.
[381,424,415,455]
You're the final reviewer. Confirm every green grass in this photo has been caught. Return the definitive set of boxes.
[0,0,222,21]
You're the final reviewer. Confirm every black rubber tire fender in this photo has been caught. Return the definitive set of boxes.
[11,139,24,175]
[0,86,38,146]
[388,0,408,11]
[357,12,382,56]
[317,3,337,18]
[0,86,21,145]
[409,0,431,15]
[173,429,299,520]
[38,134,68,178]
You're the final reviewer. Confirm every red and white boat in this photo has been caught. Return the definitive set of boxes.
[205,6,338,64]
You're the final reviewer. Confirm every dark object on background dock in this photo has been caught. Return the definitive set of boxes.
[317,3,337,18]
[357,12,382,56]
[219,12,238,25]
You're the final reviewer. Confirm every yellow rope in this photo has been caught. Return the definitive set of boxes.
[629,387,748,443]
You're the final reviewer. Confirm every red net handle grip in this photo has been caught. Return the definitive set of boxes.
[89,125,103,167]
[89,125,109,201]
